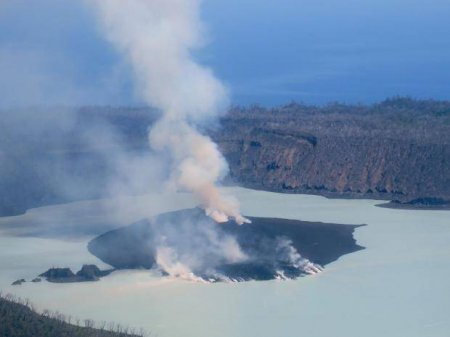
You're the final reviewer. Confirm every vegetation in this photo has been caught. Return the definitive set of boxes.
[213,97,450,203]
[0,292,151,337]
[0,97,449,216]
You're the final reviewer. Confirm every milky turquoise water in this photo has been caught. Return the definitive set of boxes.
[1,188,449,337]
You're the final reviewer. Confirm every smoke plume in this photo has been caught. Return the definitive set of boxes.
[90,0,249,224]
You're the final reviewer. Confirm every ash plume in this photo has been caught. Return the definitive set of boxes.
[90,0,249,225]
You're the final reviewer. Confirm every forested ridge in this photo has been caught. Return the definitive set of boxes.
[1,97,449,216]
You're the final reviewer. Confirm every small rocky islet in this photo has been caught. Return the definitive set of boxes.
[39,264,114,283]
[12,264,113,285]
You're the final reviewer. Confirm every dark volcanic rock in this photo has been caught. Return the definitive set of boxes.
[221,216,363,267]
[40,268,75,280]
[377,197,450,210]
[76,264,113,280]
[89,224,157,270]
[39,265,113,283]
[88,208,364,281]
[12,279,26,286]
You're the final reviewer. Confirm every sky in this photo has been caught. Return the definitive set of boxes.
[0,0,449,107]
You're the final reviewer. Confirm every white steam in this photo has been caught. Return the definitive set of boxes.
[152,211,248,281]
[90,0,249,224]
[155,245,207,282]
[274,238,323,277]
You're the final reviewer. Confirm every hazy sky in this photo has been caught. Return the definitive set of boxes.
[1,0,449,107]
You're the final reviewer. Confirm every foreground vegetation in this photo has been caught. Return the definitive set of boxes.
[0,293,150,337]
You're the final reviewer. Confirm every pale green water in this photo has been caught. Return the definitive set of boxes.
[1,188,449,337]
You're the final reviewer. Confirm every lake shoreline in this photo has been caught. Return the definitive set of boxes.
[1,188,449,337]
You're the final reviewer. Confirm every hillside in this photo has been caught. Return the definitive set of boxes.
[213,97,450,203]
[0,98,449,216]
[0,294,147,337]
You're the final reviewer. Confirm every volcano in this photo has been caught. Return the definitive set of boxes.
[88,208,364,282]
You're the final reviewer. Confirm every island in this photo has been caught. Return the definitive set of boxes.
[88,208,364,282]
[39,265,113,283]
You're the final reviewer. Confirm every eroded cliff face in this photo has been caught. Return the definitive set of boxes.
[212,100,450,202]
[1,99,449,216]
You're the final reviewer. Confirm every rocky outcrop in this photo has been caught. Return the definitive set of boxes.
[76,264,109,281]
[39,265,113,283]
[11,279,26,286]
[378,197,450,210]
[40,268,76,280]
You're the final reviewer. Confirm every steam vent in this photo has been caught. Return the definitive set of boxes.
[88,208,364,282]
